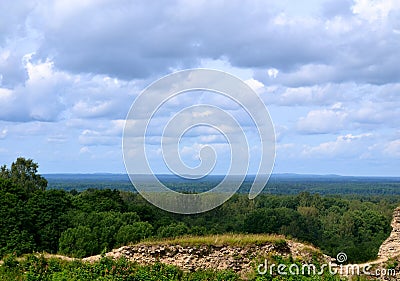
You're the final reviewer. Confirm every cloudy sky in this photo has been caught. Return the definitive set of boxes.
[0,0,399,176]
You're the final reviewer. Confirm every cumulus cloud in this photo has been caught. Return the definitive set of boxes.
[67,77,137,120]
[322,0,354,17]
[297,108,348,134]
[245,78,264,93]
[384,139,400,157]
[0,45,28,87]
[0,127,7,139]
[302,133,373,158]
[1,0,399,174]
[0,1,36,43]
[15,0,392,85]
[0,55,142,122]
[262,84,340,106]
[78,119,125,146]
[1,0,399,86]
[0,56,69,121]
[351,0,399,22]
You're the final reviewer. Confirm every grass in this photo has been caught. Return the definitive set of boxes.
[138,233,287,247]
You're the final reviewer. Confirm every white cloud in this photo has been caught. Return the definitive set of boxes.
[79,146,90,154]
[78,119,124,146]
[199,134,225,143]
[245,78,264,93]
[352,0,399,22]
[262,83,354,106]
[0,56,70,121]
[0,0,399,175]
[0,1,36,43]
[0,127,7,139]
[0,54,141,122]
[276,143,297,158]
[267,68,279,78]
[302,133,373,158]
[324,15,353,34]
[266,64,336,87]
[72,100,114,118]
[178,142,230,171]
[0,88,13,101]
[297,108,348,134]
[384,139,400,157]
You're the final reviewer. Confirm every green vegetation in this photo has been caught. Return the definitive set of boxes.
[0,158,397,268]
[45,173,400,196]
[141,233,287,247]
[0,254,349,281]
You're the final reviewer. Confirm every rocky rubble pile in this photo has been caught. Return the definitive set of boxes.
[378,207,400,259]
[83,240,327,276]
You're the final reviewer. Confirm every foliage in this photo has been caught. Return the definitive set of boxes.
[157,222,190,238]
[58,226,98,258]
[26,190,73,253]
[0,158,397,264]
[46,173,400,196]
[0,255,347,281]
[142,234,286,247]
[116,222,153,245]
[1,157,47,195]
[0,178,36,257]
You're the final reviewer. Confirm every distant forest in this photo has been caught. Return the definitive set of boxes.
[1,158,399,264]
[45,173,400,196]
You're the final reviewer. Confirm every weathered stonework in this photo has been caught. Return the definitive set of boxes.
[378,207,400,259]
[83,240,328,277]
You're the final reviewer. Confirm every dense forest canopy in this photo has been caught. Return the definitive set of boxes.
[45,173,400,196]
[0,158,398,264]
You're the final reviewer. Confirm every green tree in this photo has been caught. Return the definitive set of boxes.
[116,222,154,245]
[59,226,98,258]
[0,157,47,196]
[72,188,125,212]
[0,179,35,257]
[157,222,189,238]
[244,207,300,234]
[26,190,72,253]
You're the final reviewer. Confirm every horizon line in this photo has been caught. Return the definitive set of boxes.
[41,172,400,179]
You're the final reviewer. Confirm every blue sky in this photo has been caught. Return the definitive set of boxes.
[0,0,399,176]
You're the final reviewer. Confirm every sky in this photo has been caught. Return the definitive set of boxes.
[0,0,399,176]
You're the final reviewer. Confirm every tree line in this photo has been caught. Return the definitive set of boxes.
[0,158,396,263]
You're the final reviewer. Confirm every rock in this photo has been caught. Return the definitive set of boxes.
[378,207,400,259]
[81,238,328,279]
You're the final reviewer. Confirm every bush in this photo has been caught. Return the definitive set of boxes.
[58,226,98,257]
[3,253,18,269]
[116,222,154,245]
[157,223,189,238]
